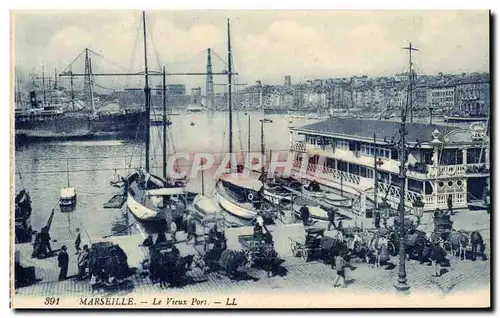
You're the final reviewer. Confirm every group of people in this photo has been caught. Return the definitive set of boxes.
[298,205,343,231]
[56,228,91,281]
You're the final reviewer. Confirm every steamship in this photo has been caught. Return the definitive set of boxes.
[15,90,146,144]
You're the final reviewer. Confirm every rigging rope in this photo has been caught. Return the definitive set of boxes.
[87,48,130,72]
[61,49,86,74]
[212,50,229,68]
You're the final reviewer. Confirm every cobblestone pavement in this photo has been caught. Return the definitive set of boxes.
[14,209,491,299]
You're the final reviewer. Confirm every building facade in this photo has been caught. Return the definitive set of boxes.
[288,118,489,213]
[428,85,456,111]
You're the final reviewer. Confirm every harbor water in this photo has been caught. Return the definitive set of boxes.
[14,111,317,242]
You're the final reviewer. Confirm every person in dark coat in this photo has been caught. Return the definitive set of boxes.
[299,205,310,227]
[447,195,454,216]
[186,214,197,245]
[40,226,52,256]
[337,220,343,233]
[77,245,90,280]
[327,208,337,231]
[57,245,69,281]
[156,231,167,244]
[74,228,81,255]
[374,209,381,229]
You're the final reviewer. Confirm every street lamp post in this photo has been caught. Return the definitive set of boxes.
[394,41,419,292]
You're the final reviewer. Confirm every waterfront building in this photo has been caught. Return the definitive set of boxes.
[288,118,490,212]
[428,85,456,112]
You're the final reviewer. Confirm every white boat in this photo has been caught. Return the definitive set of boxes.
[292,197,329,220]
[215,175,262,220]
[121,12,187,224]
[302,186,325,199]
[126,170,186,222]
[324,192,353,208]
[263,184,292,205]
[192,194,219,219]
[59,187,77,210]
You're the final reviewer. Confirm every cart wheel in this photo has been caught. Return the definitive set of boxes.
[301,249,309,261]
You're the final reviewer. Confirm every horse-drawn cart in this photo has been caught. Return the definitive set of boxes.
[433,213,454,241]
[288,227,325,261]
[238,234,284,276]
[89,242,132,293]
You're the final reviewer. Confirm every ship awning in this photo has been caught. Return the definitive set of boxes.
[146,187,184,196]
[60,187,76,199]
[219,174,263,192]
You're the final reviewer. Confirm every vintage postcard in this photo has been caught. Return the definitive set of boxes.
[10,10,491,309]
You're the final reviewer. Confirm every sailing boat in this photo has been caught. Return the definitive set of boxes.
[59,158,77,211]
[124,12,186,224]
[214,20,265,220]
[192,159,219,219]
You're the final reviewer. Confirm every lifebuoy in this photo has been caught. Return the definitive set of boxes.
[448,166,456,176]
[248,193,254,201]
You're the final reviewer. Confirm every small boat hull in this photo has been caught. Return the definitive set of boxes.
[126,191,164,222]
[263,187,292,205]
[292,198,329,220]
[324,193,353,208]
[193,194,219,219]
[215,183,257,220]
[302,187,325,199]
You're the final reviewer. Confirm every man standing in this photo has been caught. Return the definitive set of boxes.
[333,251,347,288]
[299,205,310,227]
[374,209,381,229]
[40,226,52,257]
[74,228,81,255]
[327,208,337,231]
[77,245,90,280]
[186,213,197,245]
[447,194,454,216]
[57,245,69,281]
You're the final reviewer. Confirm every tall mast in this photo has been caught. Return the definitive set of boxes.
[70,66,75,111]
[54,68,57,89]
[227,19,233,157]
[89,57,96,116]
[162,66,167,179]
[206,48,214,110]
[403,42,418,123]
[201,159,205,196]
[42,64,46,105]
[142,11,151,173]
[247,114,251,154]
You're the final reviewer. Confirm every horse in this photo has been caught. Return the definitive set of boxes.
[319,236,347,267]
[252,244,285,277]
[469,231,487,261]
[216,249,249,280]
[368,236,390,268]
[448,230,469,260]
[421,242,448,277]
[404,229,429,261]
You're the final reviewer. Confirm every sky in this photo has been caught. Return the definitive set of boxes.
[12,10,490,91]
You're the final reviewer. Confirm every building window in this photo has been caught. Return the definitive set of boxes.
[337,140,349,150]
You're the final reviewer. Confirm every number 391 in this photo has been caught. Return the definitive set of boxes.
[44,297,60,305]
